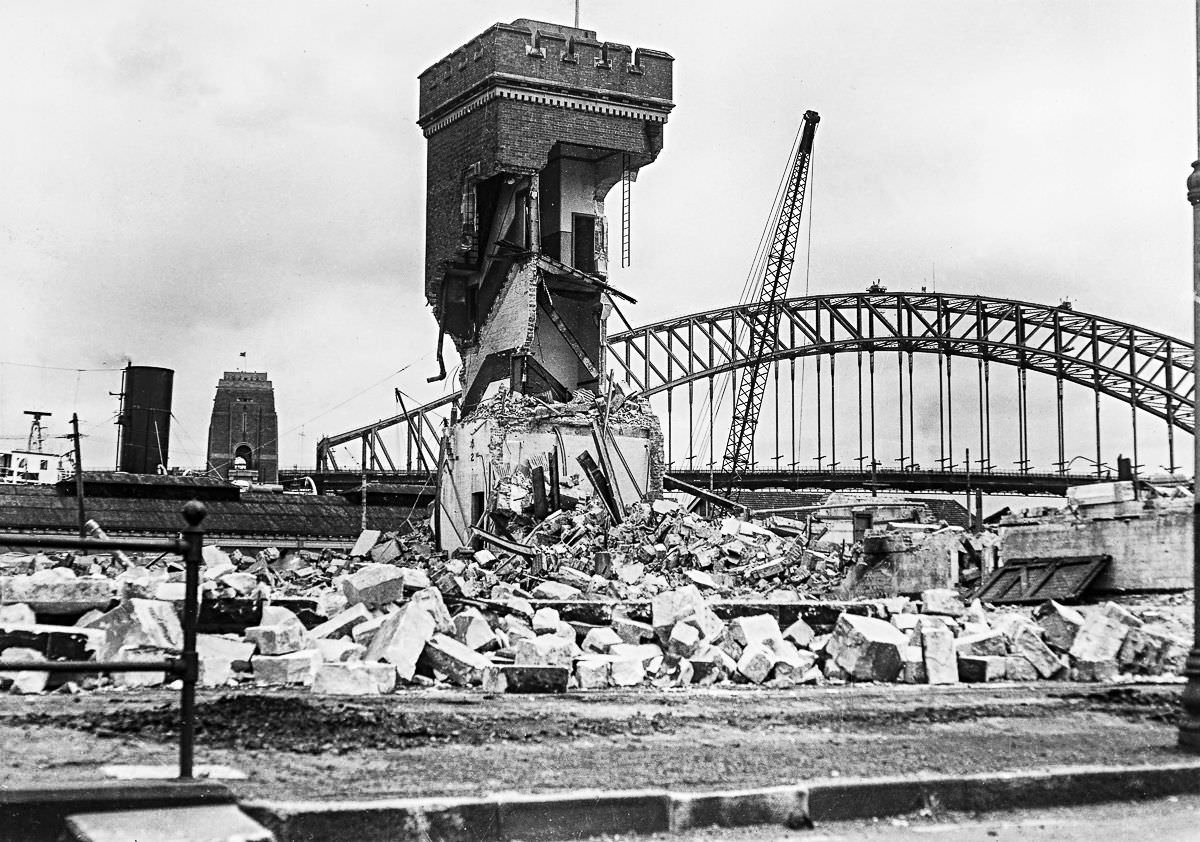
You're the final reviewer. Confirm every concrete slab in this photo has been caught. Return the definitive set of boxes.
[65,804,273,842]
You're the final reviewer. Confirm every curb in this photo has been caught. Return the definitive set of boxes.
[241,759,1200,841]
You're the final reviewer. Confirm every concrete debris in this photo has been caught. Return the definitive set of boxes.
[312,660,397,695]
[826,614,907,682]
[0,647,48,694]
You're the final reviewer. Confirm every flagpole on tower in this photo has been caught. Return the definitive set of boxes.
[575,0,580,27]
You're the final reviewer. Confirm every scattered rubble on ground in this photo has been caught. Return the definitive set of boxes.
[0,506,1191,695]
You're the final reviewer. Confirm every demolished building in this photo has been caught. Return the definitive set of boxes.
[417,18,675,550]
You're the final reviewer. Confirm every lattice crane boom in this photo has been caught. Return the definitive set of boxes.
[721,110,820,493]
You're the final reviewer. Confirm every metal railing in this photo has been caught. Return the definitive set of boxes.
[0,500,207,778]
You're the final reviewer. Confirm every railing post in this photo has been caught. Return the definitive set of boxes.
[178,500,207,778]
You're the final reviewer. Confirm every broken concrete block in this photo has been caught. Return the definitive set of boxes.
[530,581,582,600]
[1004,655,1039,681]
[0,647,47,694]
[342,564,407,608]
[0,573,115,615]
[667,623,701,658]
[421,634,493,686]
[1010,626,1062,678]
[611,615,654,644]
[919,620,958,685]
[312,660,397,695]
[954,630,1007,658]
[370,538,401,565]
[770,644,817,682]
[555,566,593,591]
[1069,613,1131,663]
[964,599,990,627]
[1097,601,1144,629]
[729,614,784,649]
[314,638,366,663]
[957,655,1006,682]
[310,603,372,641]
[253,650,320,685]
[90,599,182,661]
[245,622,308,656]
[364,603,436,681]
[112,647,170,687]
[196,635,255,687]
[581,626,622,654]
[482,664,568,694]
[891,614,921,636]
[610,656,646,687]
[737,642,775,684]
[532,607,561,635]
[1037,601,1085,652]
[513,634,578,669]
[782,618,815,649]
[575,656,613,689]
[688,646,729,685]
[218,572,258,596]
[410,587,454,635]
[452,608,498,651]
[1072,659,1119,682]
[1118,627,1185,675]
[827,614,907,682]
[920,588,966,617]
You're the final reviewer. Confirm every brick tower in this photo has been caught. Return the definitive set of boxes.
[418,18,674,411]
[206,371,279,484]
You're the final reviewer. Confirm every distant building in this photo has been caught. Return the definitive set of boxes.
[206,371,278,484]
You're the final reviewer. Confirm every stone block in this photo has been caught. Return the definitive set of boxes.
[1010,626,1062,678]
[610,656,646,687]
[312,660,397,695]
[530,581,582,600]
[0,647,47,693]
[609,642,664,668]
[611,615,654,644]
[954,630,1007,658]
[1036,601,1085,652]
[575,656,613,689]
[921,588,966,617]
[728,614,784,649]
[315,638,366,663]
[245,622,308,656]
[957,655,1006,682]
[364,603,436,681]
[1004,655,1039,681]
[579,626,620,654]
[350,613,388,648]
[555,566,593,591]
[651,585,707,639]
[482,664,569,693]
[421,633,493,686]
[782,617,815,648]
[0,573,115,615]
[410,587,455,634]
[919,620,958,685]
[827,613,907,682]
[513,634,578,669]
[112,647,170,687]
[1072,659,1119,682]
[737,642,774,684]
[90,599,183,661]
[342,564,407,608]
[532,607,561,635]
[1118,627,1186,675]
[771,645,816,682]
[902,645,927,684]
[667,623,701,658]
[0,604,35,624]
[309,603,372,641]
[196,634,254,687]
[1069,613,1131,663]
[253,650,320,685]
[1097,601,1144,629]
[453,608,498,651]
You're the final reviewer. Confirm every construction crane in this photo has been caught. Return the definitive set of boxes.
[721,110,820,495]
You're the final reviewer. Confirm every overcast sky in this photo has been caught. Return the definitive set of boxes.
[0,1,1193,477]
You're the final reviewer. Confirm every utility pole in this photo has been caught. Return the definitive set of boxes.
[71,413,85,539]
[1179,0,1200,753]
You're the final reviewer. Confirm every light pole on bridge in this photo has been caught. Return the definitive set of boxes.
[1181,0,1200,752]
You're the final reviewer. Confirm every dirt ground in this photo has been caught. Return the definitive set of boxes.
[0,681,1188,801]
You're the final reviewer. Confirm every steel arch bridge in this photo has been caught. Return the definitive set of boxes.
[310,292,1194,496]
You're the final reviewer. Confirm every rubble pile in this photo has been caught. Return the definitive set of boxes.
[0,542,1190,694]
